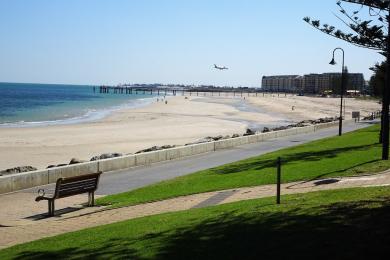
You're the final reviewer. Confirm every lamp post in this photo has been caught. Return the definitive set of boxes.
[329,47,345,136]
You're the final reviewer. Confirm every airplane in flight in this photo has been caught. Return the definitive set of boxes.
[214,64,228,70]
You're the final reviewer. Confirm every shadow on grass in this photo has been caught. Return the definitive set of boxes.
[153,198,390,259]
[12,197,390,260]
[213,143,378,176]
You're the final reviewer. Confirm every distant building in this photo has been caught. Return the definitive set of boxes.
[262,72,365,94]
[261,75,301,92]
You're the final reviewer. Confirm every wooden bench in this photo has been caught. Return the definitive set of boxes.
[35,172,102,216]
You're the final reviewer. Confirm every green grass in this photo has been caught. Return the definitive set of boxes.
[97,124,390,208]
[1,186,390,259]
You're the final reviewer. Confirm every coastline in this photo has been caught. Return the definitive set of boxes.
[0,95,158,128]
[0,95,381,170]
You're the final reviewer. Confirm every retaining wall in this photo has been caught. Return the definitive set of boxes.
[0,120,351,194]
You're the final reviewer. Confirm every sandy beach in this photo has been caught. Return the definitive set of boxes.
[0,95,381,170]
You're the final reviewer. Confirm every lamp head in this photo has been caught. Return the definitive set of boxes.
[329,58,336,65]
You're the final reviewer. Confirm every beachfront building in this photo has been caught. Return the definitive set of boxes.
[262,72,364,95]
[261,75,301,92]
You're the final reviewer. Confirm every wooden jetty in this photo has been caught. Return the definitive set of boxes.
[95,86,295,97]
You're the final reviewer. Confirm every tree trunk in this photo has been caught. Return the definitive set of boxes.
[381,14,390,160]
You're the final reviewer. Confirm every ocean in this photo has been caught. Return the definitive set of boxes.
[0,82,156,127]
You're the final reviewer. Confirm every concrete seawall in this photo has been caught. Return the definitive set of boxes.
[0,120,348,194]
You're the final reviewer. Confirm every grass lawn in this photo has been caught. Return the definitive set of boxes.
[1,186,390,259]
[97,124,390,208]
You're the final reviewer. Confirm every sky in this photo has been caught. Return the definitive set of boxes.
[0,0,385,87]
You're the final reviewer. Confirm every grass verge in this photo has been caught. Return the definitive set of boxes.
[1,186,390,259]
[97,124,390,208]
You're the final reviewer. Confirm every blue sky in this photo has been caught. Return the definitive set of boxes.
[0,0,384,87]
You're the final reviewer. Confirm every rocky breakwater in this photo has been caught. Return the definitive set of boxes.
[261,117,338,133]
[135,145,176,154]
[1,116,341,176]
[0,166,37,176]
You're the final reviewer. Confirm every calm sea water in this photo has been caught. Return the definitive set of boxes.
[0,82,156,127]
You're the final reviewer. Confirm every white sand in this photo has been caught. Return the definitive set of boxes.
[0,95,380,170]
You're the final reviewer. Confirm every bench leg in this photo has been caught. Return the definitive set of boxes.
[48,200,55,216]
[47,200,51,216]
[88,192,95,207]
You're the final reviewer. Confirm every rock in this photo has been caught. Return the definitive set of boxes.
[136,146,159,154]
[0,166,38,176]
[69,158,86,165]
[222,135,231,139]
[294,122,307,127]
[272,125,291,131]
[160,145,176,150]
[232,134,240,138]
[243,128,255,136]
[90,153,123,161]
[46,163,68,169]
[262,127,270,133]
[212,135,223,141]
[136,145,177,154]
[185,137,214,146]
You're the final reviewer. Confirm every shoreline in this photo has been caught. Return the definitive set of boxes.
[0,95,381,171]
[0,95,159,128]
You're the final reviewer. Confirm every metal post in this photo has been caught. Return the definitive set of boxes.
[330,47,345,136]
[276,157,281,204]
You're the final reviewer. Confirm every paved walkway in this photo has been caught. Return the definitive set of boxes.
[20,121,374,196]
[1,170,390,249]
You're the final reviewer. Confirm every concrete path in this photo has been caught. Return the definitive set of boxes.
[0,121,372,224]
[0,120,379,249]
[16,120,374,197]
[1,170,389,249]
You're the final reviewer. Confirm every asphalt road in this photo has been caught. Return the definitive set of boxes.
[93,121,374,195]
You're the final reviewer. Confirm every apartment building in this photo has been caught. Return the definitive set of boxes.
[261,75,301,92]
[262,72,364,94]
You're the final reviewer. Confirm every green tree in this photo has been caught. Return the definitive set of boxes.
[369,61,386,96]
[304,1,388,54]
[304,0,390,159]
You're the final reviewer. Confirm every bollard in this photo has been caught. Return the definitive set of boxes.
[276,157,281,204]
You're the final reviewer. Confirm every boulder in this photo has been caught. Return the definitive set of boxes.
[243,128,256,136]
[90,153,123,161]
[231,134,240,138]
[160,145,176,150]
[212,135,223,141]
[136,145,177,154]
[1,166,37,176]
[69,158,86,165]
[136,146,159,154]
[90,156,100,161]
[262,127,270,133]
[185,137,214,146]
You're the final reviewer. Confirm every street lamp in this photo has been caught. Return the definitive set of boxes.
[329,47,345,136]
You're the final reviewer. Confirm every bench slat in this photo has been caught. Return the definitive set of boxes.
[59,180,97,189]
[54,172,101,199]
